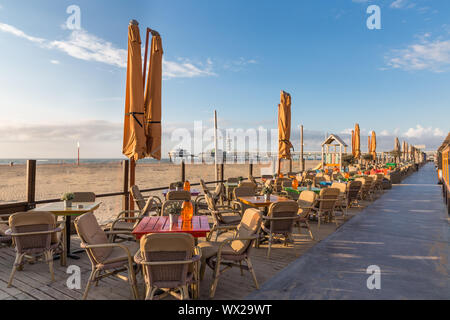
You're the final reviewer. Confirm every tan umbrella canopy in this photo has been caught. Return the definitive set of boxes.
[371,131,377,160]
[351,130,355,157]
[144,32,163,160]
[394,137,401,163]
[278,91,293,173]
[354,124,361,159]
[123,20,147,161]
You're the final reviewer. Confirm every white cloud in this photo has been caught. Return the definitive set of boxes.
[385,35,450,72]
[0,22,214,79]
[50,60,60,65]
[380,130,390,136]
[340,128,353,134]
[403,125,446,138]
[390,0,408,9]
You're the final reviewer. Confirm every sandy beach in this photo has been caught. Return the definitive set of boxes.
[0,160,319,224]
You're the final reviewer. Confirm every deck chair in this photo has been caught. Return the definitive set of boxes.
[7,211,63,287]
[296,190,318,240]
[74,212,139,300]
[134,233,201,300]
[198,208,262,298]
[311,188,340,229]
[261,201,299,258]
[204,193,242,241]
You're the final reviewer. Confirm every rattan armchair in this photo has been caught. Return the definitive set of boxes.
[204,193,242,241]
[198,208,262,298]
[311,188,340,229]
[134,233,201,300]
[74,212,139,300]
[7,211,63,287]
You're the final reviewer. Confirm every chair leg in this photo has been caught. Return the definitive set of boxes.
[8,253,25,288]
[209,258,221,299]
[306,221,314,240]
[82,268,99,300]
[239,261,244,276]
[246,257,259,290]
[200,261,206,280]
[45,250,55,282]
[148,287,158,300]
[267,233,273,258]
[127,263,139,300]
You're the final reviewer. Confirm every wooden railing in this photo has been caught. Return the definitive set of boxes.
[0,160,256,216]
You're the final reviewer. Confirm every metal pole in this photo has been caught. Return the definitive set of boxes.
[300,125,305,172]
[26,160,36,210]
[214,110,219,185]
[77,141,80,166]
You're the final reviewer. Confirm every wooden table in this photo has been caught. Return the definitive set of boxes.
[132,216,210,242]
[31,202,101,266]
[238,195,290,210]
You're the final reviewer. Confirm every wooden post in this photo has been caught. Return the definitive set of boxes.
[26,160,36,210]
[289,159,292,172]
[248,163,253,177]
[122,160,129,212]
[220,163,224,182]
[214,110,219,186]
[129,158,136,216]
[181,160,186,182]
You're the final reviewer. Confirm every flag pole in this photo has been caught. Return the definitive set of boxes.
[77,142,80,166]
[214,110,219,185]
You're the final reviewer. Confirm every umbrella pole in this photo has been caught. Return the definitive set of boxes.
[129,158,135,216]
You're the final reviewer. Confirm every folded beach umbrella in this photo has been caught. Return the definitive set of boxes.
[351,130,355,157]
[354,124,361,159]
[394,137,401,153]
[371,131,377,160]
[278,90,293,161]
[123,20,147,160]
[144,33,163,160]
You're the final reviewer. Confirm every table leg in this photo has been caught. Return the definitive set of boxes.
[65,215,84,259]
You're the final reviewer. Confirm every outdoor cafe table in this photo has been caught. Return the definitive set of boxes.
[132,216,210,244]
[31,201,102,266]
[162,188,200,198]
[238,195,290,213]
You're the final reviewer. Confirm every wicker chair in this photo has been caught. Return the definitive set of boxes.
[134,233,201,300]
[296,190,317,240]
[238,181,257,191]
[233,186,255,216]
[74,212,139,300]
[331,182,348,220]
[161,191,193,217]
[347,180,362,208]
[107,185,161,239]
[72,192,96,202]
[198,208,262,298]
[357,177,374,201]
[248,175,263,192]
[204,193,242,241]
[311,188,340,229]
[261,201,299,258]
[7,211,63,287]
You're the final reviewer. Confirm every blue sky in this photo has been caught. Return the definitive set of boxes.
[0,0,449,158]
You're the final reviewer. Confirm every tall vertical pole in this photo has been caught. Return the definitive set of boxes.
[214,110,219,186]
[300,125,305,172]
[181,160,186,182]
[77,141,80,166]
[129,158,135,216]
[122,160,129,211]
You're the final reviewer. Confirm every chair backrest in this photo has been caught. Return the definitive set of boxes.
[9,211,56,253]
[130,185,146,211]
[318,188,340,211]
[314,176,326,187]
[166,190,191,201]
[248,175,258,185]
[261,175,273,181]
[347,180,362,202]
[229,208,262,255]
[74,212,111,264]
[298,190,318,207]
[233,186,255,199]
[139,233,194,288]
[199,179,210,195]
[169,182,183,190]
[331,182,347,193]
[266,201,298,233]
[72,192,96,202]
[238,181,256,191]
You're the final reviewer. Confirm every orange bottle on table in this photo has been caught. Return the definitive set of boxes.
[181,200,193,223]
[183,180,190,191]
[292,178,299,189]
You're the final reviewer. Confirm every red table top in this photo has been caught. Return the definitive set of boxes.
[132,216,210,240]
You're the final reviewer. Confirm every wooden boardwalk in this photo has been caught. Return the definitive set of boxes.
[0,201,374,300]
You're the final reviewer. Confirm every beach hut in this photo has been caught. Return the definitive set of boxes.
[278,91,293,174]
[321,134,348,172]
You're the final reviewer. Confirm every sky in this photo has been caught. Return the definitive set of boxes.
[0,0,449,159]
